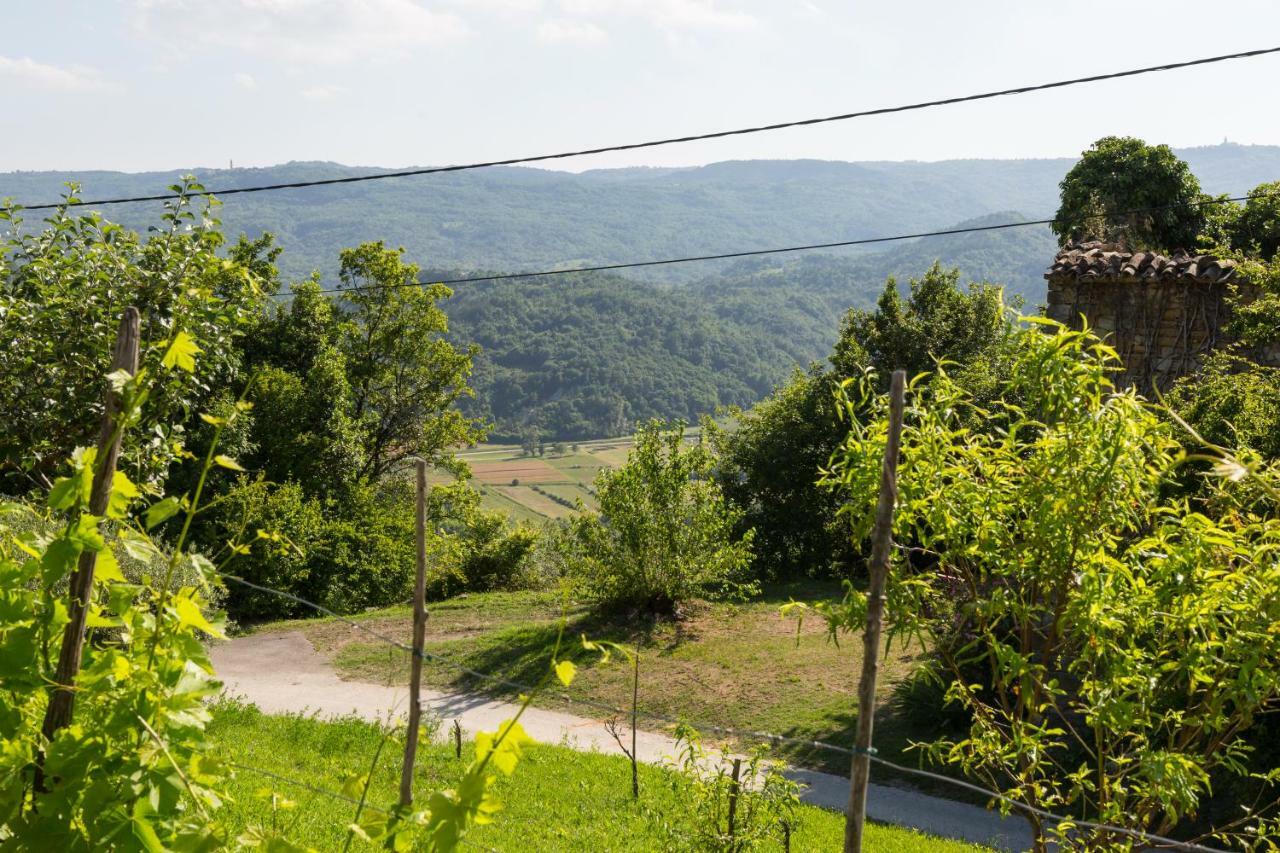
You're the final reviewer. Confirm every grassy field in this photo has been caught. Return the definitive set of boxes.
[263,583,960,784]
[211,701,990,852]
[450,429,703,524]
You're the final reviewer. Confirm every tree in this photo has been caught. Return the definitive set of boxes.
[568,420,754,612]
[0,181,267,492]
[1052,136,1205,251]
[337,242,481,481]
[712,264,1013,580]
[1230,180,1280,261]
[832,262,1012,392]
[709,369,852,579]
[813,322,1280,850]
[186,248,486,618]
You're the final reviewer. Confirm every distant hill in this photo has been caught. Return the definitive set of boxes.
[6,145,1275,437]
[3,144,1276,292]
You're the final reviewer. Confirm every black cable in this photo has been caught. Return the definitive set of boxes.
[320,191,1267,294]
[13,46,1280,211]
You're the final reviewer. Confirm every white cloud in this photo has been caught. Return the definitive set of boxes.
[556,0,757,31]
[446,0,543,11]
[300,84,349,101]
[233,72,258,89]
[536,18,607,44]
[131,0,469,64]
[0,55,107,92]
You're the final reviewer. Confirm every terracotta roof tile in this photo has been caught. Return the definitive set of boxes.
[1045,242,1238,284]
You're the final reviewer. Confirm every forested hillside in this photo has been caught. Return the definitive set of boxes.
[3,144,1275,288]
[446,214,1058,438]
[6,145,1269,438]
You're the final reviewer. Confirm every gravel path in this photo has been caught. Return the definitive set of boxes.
[211,630,1032,851]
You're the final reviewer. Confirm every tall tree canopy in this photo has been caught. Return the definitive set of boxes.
[713,263,1013,579]
[1052,136,1205,251]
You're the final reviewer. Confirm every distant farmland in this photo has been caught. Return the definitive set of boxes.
[450,431,702,524]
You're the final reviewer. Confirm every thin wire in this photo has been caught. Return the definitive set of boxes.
[13,46,1280,211]
[864,755,1226,853]
[217,572,1229,851]
[318,191,1267,294]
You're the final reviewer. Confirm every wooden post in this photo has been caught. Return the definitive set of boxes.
[398,459,428,807]
[726,757,742,842]
[629,650,639,799]
[453,719,462,759]
[40,308,141,750]
[844,369,906,853]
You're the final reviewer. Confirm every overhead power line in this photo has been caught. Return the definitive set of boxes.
[13,45,1280,211]
[319,191,1268,294]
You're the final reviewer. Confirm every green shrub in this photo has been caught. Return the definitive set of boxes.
[808,322,1280,850]
[662,724,799,851]
[567,420,754,612]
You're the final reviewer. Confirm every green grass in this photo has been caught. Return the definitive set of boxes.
[474,484,548,525]
[210,701,989,852]
[274,584,957,785]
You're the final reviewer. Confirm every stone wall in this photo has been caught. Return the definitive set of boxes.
[1044,275,1235,391]
[1040,242,1280,391]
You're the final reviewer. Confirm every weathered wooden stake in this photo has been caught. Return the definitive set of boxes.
[39,308,141,758]
[453,719,462,759]
[726,756,742,842]
[398,459,429,807]
[844,369,906,853]
[629,650,639,799]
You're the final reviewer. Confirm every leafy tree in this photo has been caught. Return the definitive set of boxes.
[1052,136,1205,251]
[809,322,1280,850]
[337,242,481,480]
[0,182,267,492]
[713,264,1013,580]
[832,262,1013,392]
[568,420,754,612]
[1229,180,1280,261]
[709,369,852,579]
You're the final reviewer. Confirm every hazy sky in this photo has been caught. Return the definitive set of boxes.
[4,0,1280,173]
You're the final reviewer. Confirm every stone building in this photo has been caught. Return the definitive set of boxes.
[1044,241,1250,391]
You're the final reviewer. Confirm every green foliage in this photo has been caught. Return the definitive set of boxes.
[713,264,1014,580]
[664,725,799,852]
[832,262,1013,389]
[566,421,754,612]
[812,322,1280,850]
[1230,181,1280,261]
[426,482,541,598]
[0,181,268,491]
[1170,353,1280,461]
[1052,136,1205,251]
[336,243,481,480]
[0,335,241,849]
[191,246,487,619]
[709,369,853,579]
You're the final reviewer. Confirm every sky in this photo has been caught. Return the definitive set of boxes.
[2,0,1280,174]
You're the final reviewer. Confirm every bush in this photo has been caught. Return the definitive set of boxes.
[202,476,416,620]
[567,420,755,612]
[811,322,1280,849]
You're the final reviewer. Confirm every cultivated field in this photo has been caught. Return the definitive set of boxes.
[452,430,703,524]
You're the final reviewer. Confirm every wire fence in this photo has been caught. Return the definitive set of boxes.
[214,570,1230,853]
